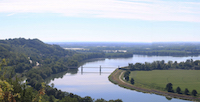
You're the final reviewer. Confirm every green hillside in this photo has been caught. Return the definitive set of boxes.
[0,38,106,82]
[0,38,122,102]
[0,38,75,76]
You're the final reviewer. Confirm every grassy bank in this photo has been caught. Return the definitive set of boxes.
[108,69,123,85]
[130,70,200,94]
[108,69,200,101]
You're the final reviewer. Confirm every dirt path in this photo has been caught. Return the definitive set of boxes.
[119,71,126,84]
[109,69,200,101]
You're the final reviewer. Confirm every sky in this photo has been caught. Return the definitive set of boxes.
[0,0,200,42]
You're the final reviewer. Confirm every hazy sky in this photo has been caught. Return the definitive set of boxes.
[0,0,200,42]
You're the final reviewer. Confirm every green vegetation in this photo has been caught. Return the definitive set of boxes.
[125,58,200,96]
[0,38,123,102]
[165,83,174,92]
[184,88,189,95]
[109,69,200,101]
[192,90,198,96]
[123,71,130,81]
[117,59,200,99]
[130,78,134,85]
[1,38,200,101]
[176,87,181,94]
[128,59,200,71]
[128,70,200,96]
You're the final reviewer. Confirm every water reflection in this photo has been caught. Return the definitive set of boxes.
[48,55,200,102]
[166,97,172,100]
[45,69,78,84]
[78,58,106,66]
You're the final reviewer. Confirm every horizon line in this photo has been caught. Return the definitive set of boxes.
[45,41,200,43]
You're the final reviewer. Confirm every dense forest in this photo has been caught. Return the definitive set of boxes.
[0,38,122,102]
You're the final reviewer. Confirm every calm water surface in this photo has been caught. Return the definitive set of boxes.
[49,55,200,102]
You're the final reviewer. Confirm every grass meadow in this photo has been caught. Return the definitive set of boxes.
[129,70,200,94]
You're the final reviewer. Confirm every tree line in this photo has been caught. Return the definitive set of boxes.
[128,59,200,71]
[166,83,198,96]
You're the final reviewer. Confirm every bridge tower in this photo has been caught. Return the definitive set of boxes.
[81,66,83,74]
[100,65,101,75]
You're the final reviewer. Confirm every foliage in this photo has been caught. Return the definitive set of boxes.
[166,83,173,92]
[124,71,130,81]
[0,38,128,102]
[2,38,200,101]
[32,82,46,102]
[0,80,19,102]
[0,38,110,91]
[192,90,198,96]
[128,59,200,71]
[184,88,189,95]
[0,59,124,102]
[176,87,181,94]
[130,78,134,85]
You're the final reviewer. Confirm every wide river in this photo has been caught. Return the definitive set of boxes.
[48,55,200,102]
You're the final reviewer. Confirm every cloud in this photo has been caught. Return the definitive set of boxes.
[0,0,200,22]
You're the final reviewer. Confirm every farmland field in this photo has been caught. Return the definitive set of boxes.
[129,70,200,94]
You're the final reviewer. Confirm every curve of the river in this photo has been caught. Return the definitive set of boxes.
[49,55,200,102]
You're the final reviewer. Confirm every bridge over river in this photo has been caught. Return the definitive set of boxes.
[68,66,120,75]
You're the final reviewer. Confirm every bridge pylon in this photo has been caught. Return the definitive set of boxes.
[100,65,101,75]
[81,66,83,74]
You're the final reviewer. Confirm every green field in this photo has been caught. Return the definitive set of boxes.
[129,70,200,94]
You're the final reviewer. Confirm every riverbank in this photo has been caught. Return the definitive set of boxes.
[108,69,200,101]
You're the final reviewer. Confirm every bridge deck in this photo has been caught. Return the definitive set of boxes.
[68,66,118,69]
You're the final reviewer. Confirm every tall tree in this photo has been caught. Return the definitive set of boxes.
[176,87,181,94]
[184,88,189,95]
[125,76,129,81]
[192,90,197,96]
[130,78,135,85]
[166,83,173,92]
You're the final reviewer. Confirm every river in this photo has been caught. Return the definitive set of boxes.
[48,55,200,102]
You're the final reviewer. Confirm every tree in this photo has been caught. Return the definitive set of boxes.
[124,71,130,76]
[166,83,173,92]
[130,78,134,85]
[49,95,55,102]
[51,83,54,88]
[192,90,197,96]
[125,76,129,81]
[0,58,7,71]
[95,98,106,102]
[82,96,93,102]
[0,58,7,80]
[176,87,181,94]
[124,71,130,81]
[0,80,20,102]
[109,99,123,102]
[184,88,189,95]
[32,82,46,102]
